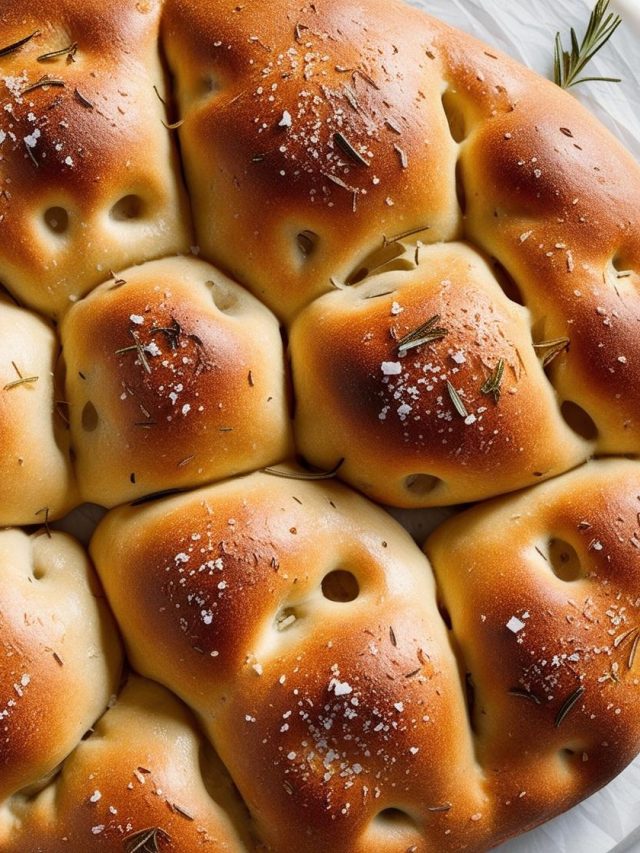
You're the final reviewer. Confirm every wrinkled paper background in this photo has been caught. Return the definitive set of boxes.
[405,1,640,850]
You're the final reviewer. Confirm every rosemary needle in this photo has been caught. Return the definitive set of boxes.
[553,0,622,90]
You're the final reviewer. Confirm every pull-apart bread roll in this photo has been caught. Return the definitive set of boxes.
[61,257,292,507]
[0,0,190,318]
[426,459,640,844]
[0,530,121,819]
[91,474,487,853]
[0,295,77,524]
[2,676,254,852]
[291,242,591,507]
[92,462,640,851]
[162,0,460,322]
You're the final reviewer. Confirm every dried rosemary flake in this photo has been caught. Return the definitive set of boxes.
[152,84,167,106]
[383,223,431,246]
[427,803,452,813]
[0,31,39,59]
[123,827,171,853]
[508,687,542,705]
[37,42,77,62]
[35,507,51,538]
[554,685,585,727]
[333,131,369,167]
[24,140,39,167]
[4,374,38,390]
[170,802,194,821]
[177,455,195,468]
[533,337,570,367]
[262,459,344,480]
[74,88,94,109]
[480,358,505,402]
[447,381,468,418]
[396,315,447,353]
[389,626,397,647]
[161,118,184,130]
[364,289,394,300]
[22,76,65,94]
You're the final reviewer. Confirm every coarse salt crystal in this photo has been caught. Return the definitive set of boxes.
[278,110,292,127]
[130,314,144,325]
[89,790,102,803]
[507,616,526,634]
[381,361,402,376]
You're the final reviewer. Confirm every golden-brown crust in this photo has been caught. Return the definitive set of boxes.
[0,530,121,805]
[0,0,191,318]
[426,459,640,846]
[91,473,488,853]
[162,0,460,322]
[61,257,293,507]
[291,241,590,506]
[0,295,78,523]
[0,676,253,852]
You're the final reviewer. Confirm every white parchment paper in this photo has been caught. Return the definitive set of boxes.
[404,1,640,850]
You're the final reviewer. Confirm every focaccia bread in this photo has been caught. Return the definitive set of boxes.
[1,0,640,850]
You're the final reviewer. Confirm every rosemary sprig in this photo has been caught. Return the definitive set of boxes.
[554,684,585,727]
[396,315,448,354]
[553,0,622,90]
[446,380,468,419]
[0,31,39,58]
[480,358,505,402]
[533,337,570,367]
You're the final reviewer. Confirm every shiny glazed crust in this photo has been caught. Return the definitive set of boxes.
[1,0,640,850]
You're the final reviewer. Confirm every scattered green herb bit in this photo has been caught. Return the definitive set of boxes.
[262,459,344,480]
[427,803,452,813]
[447,380,469,418]
[508,687,542,705]
[554,685,585,727]
[21,76,65,94]
[383,224,431,246]
[480,358,505,402]
[74,88,94,109]
[4,361,38,390]
[333,131,369,167]
[37,42,77,62]
[533,337,570,367]
[396,315,447,353]
[123,827,171,853]
[553,0,622,90]
[0,30,39,58]
[24,139,39,167]
[35,506,51,538]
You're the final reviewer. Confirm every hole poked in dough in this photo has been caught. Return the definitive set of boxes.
[548,538,584,582]
[560,401,598,442]
[110,194,144,221]
[81,401,99,432]
[404,473,441,497]
[321,569,359,602]
[372,807,421,834]
[441,89,467,143]
[296,230,319,259]
[491,258,525,306]
[206,279,239,313]
[44,206,69,235]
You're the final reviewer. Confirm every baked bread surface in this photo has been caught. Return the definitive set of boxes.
[1,0,640,850]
